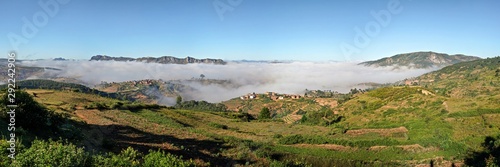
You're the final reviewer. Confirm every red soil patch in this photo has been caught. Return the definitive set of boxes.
[314,98,338,108]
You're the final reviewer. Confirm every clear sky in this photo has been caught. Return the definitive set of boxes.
[1,0,499,61]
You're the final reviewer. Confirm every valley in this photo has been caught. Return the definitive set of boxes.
[1,55,499,166]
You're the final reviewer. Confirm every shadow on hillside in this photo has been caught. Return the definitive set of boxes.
[464,135,500,166]
[85,124,237,166]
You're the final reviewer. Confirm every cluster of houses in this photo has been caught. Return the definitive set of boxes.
[101,79,164,87]
[240,92,302,100]
[126,79,157,86]
[240,92,258,100]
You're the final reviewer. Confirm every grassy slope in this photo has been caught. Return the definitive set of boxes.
[3,89,463,166]
[334,57,500,162]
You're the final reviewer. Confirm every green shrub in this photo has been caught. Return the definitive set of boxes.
[143,150,195,167]
[259,107,271,119]
[0,91,64,132]
[209,122,228,129]
[85,102,108,110]
[1,91,44,130]
[13,139,89,167]
[109,101,123,109]
[92,147,141,167]
[175,100,227,112]
[383,109,398,117]
[269,159,312,167]
[278,134,305,145]
[300,107,342,126]
[0,138,24,166]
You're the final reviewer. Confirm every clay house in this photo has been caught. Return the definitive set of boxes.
[266,92,276,97]
[270,96,279,101]
[404,79,419,85]
[241,92,257,100]
[249,92,257,99]
[289,94,301,99]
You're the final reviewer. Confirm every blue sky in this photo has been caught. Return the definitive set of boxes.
[1,0,499,61]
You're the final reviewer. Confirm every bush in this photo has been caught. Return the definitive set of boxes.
[175,100,227,112]
[0,91,63,131]
[92,147,141,167]
[259,107,271,120]
[4,139,195,167]
[383,109,398,117]
[464,134,500,166]
[0,138,24,166]
[13,139,89,167]
[85,102,108,110]
[143,150,195,167]
[109,101,123,109]
[269,159,312,167]
[209,122,228,129]
[278,134,305,145]
[300,107,342,126]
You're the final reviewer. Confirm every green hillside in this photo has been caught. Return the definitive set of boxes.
[359,51,481,69]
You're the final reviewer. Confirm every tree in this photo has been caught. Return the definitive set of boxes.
[176,96,182,105]
[464,134,500,166]
[1,90,53,131]
[258,107,271,119]
[200,74,205,79]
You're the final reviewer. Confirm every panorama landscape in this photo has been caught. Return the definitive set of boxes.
[1,1,500,167]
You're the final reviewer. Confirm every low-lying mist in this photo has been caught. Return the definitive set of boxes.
[20,60,437,103]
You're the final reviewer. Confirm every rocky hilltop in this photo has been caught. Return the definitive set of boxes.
[90,55,226,65]
[359,51,480,69]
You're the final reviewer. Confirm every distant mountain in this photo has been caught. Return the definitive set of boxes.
[53,57,67,61]
[90,55,226,65]
[359,51,481,69]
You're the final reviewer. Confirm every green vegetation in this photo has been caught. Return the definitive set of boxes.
[464,134,500,166]
[208,122,228,129]
[11,139,89,167]
[0,79,123,100]
[300,107,342,126]
[0,139,194,167]
[258,107,271,119]
[359,51,480,68]
[84,101,162,111]
[142,150,195,167]
[277,134,400,147]
[448,108,500,118]
[175,100,227,112]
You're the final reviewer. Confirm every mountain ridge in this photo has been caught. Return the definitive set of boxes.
[90,55,226,65]
[359,51,481,69]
